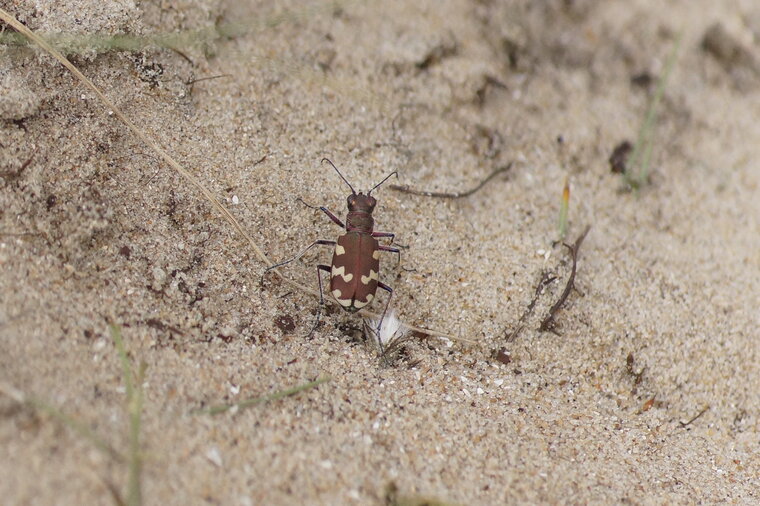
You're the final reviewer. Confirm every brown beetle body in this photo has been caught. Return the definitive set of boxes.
[265,158,399,334]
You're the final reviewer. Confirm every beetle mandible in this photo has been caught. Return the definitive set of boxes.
[265,158,400,335]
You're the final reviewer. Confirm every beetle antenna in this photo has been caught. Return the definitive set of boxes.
[321,158,356,195]
[368,171,398,195]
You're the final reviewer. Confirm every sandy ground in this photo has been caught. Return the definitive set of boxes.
[1,0,759,504]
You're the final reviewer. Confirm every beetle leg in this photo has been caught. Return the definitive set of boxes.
[372,231,395,245]
[318,207,345,228]
[376,281,394,332]
[297,198,345,228]
[262,239,336,284]
[378,244,401,264]
[374,231,408,254]
[308,264,332,337]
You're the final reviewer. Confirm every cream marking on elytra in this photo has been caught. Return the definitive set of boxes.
[361,270,379,285]
[372,250,381,260]
[334,244,346,255]
[331,265,353,282]
[353,293,373,308]
[331,289,353,307]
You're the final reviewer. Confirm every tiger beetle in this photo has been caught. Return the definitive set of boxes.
[265,158,400,335]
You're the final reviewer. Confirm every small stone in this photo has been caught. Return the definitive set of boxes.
[152,266,166,284]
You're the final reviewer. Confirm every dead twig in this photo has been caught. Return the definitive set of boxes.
[679,405,710,428]
[539,225,591,334]
[505,270,556,343]
[389,163,511,199]
[0,155,33,182]
[185,73,230,86]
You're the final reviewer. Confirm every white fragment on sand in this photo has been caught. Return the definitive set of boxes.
[369,308,405,347]
[205,446,223,467]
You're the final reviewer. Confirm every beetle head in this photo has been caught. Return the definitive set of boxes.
[347,193,377,214]
[321,157,397,214]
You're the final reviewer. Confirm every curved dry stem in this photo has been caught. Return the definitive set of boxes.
[0,8,461,342]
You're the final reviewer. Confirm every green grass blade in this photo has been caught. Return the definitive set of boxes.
[197,377,330,416]
[109,325,144,506]
[626,31,683,190]
[0,383,124,461]
[126,362,145,506]
[558,177,570,241]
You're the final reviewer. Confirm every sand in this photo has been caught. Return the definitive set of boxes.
[1,0,758,504]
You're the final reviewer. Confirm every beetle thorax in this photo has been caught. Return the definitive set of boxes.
[346,211,374,233]
[345,192,376,233]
